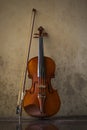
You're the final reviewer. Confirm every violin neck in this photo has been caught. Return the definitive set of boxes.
[38,36,45,78]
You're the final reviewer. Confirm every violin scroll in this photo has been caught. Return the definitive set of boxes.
[34,26,48,38]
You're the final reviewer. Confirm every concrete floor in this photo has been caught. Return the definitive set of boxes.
[0,116,87,130]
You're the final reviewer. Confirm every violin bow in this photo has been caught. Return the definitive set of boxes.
[16,8,37,123]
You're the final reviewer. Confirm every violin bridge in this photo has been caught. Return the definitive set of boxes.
[38,85,46,88]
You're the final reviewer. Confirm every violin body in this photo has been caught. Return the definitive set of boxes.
[23,56,61,117]
[22,26,61,117]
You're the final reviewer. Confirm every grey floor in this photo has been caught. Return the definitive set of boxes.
[0,116,87,130]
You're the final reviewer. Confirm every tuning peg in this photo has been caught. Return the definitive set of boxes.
[33,33,39,38]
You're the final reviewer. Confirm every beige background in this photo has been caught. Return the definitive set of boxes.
[0,0,87,117]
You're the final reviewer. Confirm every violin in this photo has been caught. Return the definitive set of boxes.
[22,26,61,117]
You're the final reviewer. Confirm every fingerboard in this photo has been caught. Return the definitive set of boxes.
[37,36,45,78]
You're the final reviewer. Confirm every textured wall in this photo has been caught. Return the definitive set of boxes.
[0,0,87,117]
